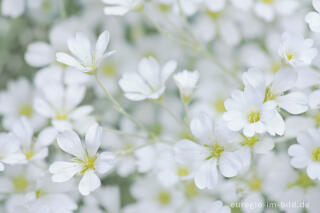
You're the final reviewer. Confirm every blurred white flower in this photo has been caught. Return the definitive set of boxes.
[0,133,25,171]
[279,32,318,67]
[289,128,320,181]
[102,0,143,16]
[34,83,94,132]
[253,0,298,22]
[119,57,177,101]
[11,117,57,163]
[175,114,250,189]
[223,84,283,137]
[305,0,320,33]
[49,124,116,195]
[174,70,199,103]
[0,78,45,131]
[56,31,115,74]
[23,176,77,213]
[1,0,43,18]
[243,68,308,114]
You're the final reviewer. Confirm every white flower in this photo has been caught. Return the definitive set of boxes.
[0,133,25,171]
[253,0,298,22]
[240,134,274,154]
[11,117,57,163]
[205,0,226,12]
[305,0,320,32]
[288,128,320,180]
[102,0,143,16]
[309,90,320,109]
[223,84,283,137]
[243,68,308,114]
[119,57,177,101]
[56,31,115,74]
[129,175,184,213]
[278,32,318,67]
[49,124,116,195]
[173,70,199,103]
[24,176,77,213]
[1,0,43,18]
[0,78,45,130]
[175,113,250,189]
[34,83,94,133]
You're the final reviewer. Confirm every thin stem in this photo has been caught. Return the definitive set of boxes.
[94,73,149,133]
[182,100,189,125]
[60,0,67,18]
[142,9,240,82]
[157,100,182,124]
[103,127,147,140]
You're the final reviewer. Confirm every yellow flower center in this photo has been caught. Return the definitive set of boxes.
[36,189,44,198]
[286,52,295,61]
[158,3,170,12]
[207,10,222,20]
[206,144,224,160]
[158,191,171,205]
[13,176,29,192]
[74,155,98,174]
[214,98,226,113]
[271,64,281,74]
[185,182,199,199]
[287,172,316,189]
[243,135,259,147]
[247,109,260,123]
[25,151,34,160]
[19,104,33,117]
[312,147,320,162]
[102,63,116,77]
[56,112,68,120]
[262,0,274,4]
[177,166,189,177]
[264,87,277,102]
[248,176,262,191]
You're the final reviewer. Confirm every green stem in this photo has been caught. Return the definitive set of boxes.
[103,127,147,140]
[94,73,149,134]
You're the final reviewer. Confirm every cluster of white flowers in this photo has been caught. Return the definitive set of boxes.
[1,0,320,212]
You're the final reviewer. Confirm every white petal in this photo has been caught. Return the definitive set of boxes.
[69,105,93,120]
[79,170,101,195]
[95,31,110,61]
[25,42,54,67]
[271,68,297,94]
[56,52,84,70]
[190,112,214,143]
[288,144,309,168]
[95,151,116,174]
[309,90,320,109]
[277,92,308,114]
[36,127,57,147]
[65,85,86,111]
[57,131,85,159]
[138,57,161,89]
[174,139,207,164]
[11,117,34,144]
[307,163,320,180]
[49,161,82,182]
[33,97,55,117]
[219,152,243,177]
[104,6,129,16]
[161,60,177,84]
[194,159,218,189]
[85,124,102,156]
